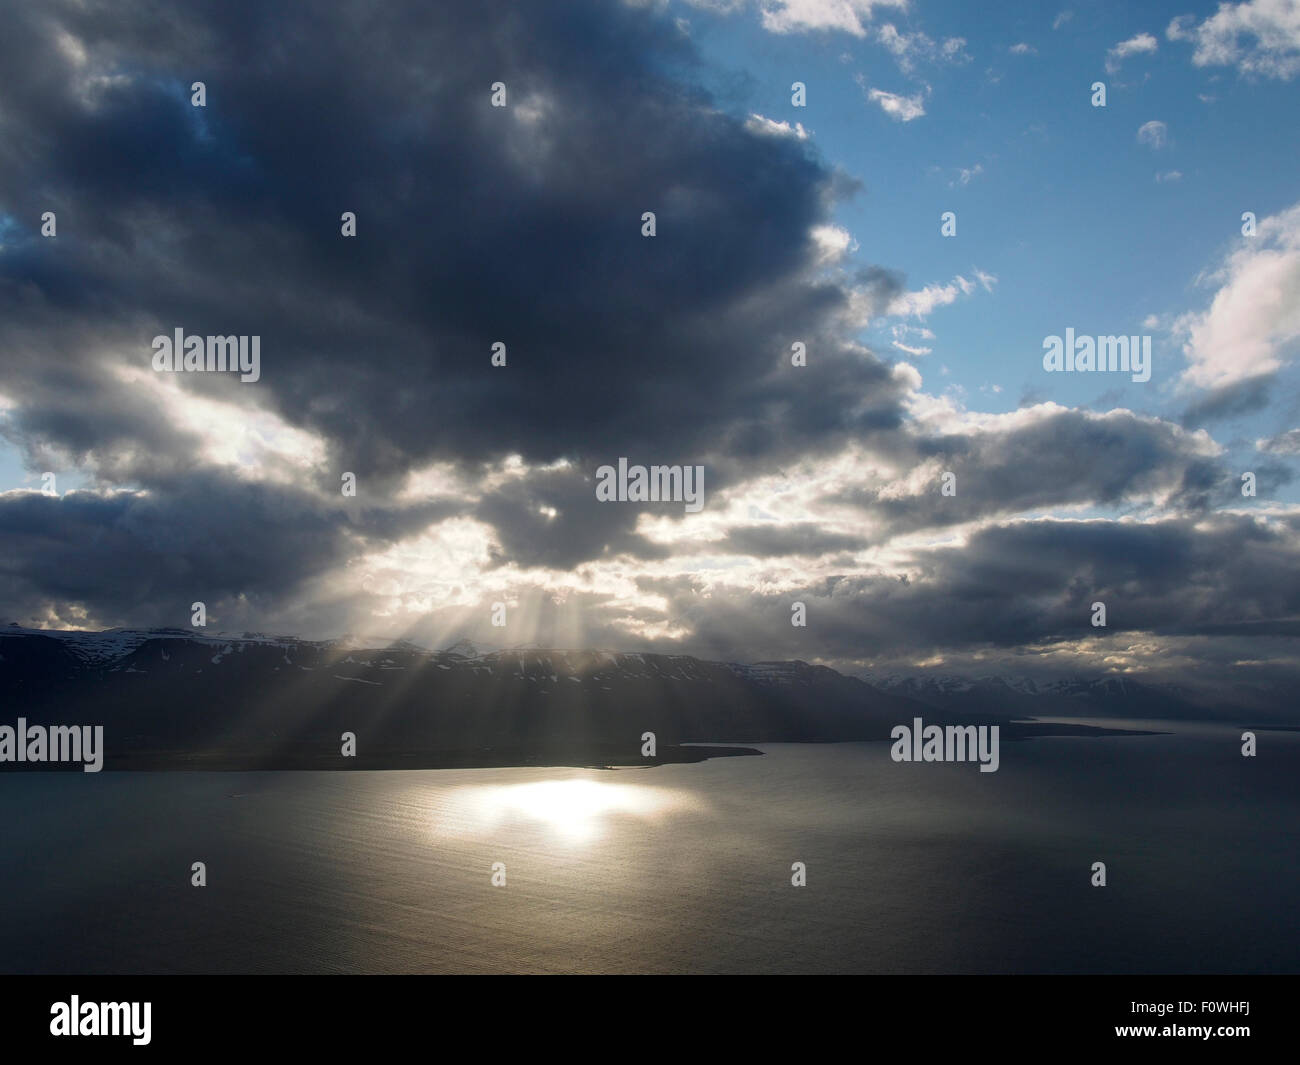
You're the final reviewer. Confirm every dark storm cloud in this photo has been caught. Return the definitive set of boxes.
[722,522,871,557]
[1179,375,1272,426]
[632,512,1300,664]
[829,407,1231,532]
[1,0,1293,688]
[0,0,924,607]
[475,464,673,570]
[358,510,1300,688]
[0,474,457,629]
[0,0,901,487]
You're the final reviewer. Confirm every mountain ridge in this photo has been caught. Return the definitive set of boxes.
[0,625,1236,770]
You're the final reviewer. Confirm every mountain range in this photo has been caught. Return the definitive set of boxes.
[1,625,1267,770]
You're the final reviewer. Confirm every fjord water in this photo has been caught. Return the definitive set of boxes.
[2,723,1297,974]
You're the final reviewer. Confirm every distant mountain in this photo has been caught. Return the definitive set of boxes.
[441,638,499,659]
[864,671,1284,722]
[0,626,1168,770]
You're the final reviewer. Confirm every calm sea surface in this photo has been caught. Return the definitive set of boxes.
[2,722,1297,973]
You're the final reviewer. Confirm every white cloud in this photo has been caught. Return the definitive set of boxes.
[1258,428,1300,454]
[1155,169,1183,182]
[112,366,327,483]
[865,86,927,121]
[757,0,907,37]
[1009,42,1037,55]
[1107,31,1159,72]
[890,324,935,355]
[1175,202,1300,390]
[895,324,935,339]
[892,340,932,356]
[873,25,969,73]
[843,274,992,331]
[1052,11,1074,30]
[1168,0,1300,80]
[1137,119,1169,148]
[809,223,857,263]
[888,272,997,318]
[53,28,88,67]
[676,0,748,11]
[745,113,810,139]
[949,163,984,187]
[875,24,924,69]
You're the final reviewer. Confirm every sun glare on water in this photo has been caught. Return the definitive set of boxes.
[445,777,690,843]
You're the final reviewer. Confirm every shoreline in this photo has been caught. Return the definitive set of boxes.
[0,720,1169,773]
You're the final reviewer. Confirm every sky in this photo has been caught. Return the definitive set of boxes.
[0,0,1298,688]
